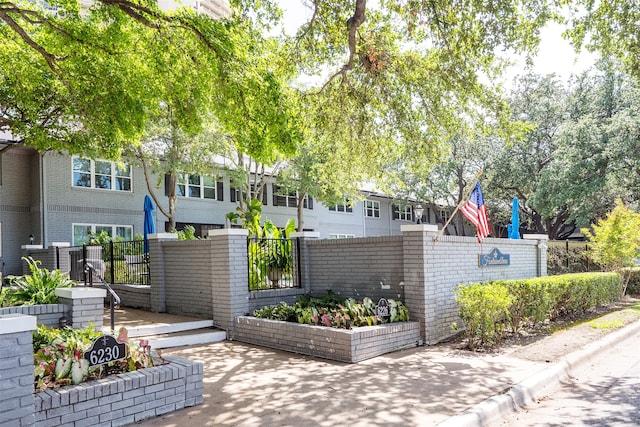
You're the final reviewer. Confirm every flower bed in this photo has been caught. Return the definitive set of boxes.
[234,316,420,363]
[34,355,203,426]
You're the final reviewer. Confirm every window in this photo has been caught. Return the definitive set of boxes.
[439,209,450,224]
[72,224,133,246]
[72,158,131,191]
[364,200,380,218]
[328,199,353,213]
[230,183,267,205]
[272,184,313,209]
[177,174,222,200]
[393,205,413,221]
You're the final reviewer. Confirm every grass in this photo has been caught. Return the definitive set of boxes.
[588,301,640,330]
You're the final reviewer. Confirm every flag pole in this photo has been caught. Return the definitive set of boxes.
[434,169,484,242]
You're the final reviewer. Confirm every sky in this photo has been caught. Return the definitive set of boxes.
[275,2,599,86]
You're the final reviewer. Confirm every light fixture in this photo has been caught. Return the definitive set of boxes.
[414,205,424,224]
[29,234,34,245]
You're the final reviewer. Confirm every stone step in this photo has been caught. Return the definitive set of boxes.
[143,328,227,349]
[105,319,215,337]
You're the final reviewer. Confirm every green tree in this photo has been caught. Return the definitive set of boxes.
[566,0,640,82]
[280,0,556,184]
[133,110,224,231]
[582,200,640,297]
[0,0,231,157]
[487,73,570,238]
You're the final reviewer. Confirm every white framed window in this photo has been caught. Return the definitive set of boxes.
[72,157,131,191]
[272,184,313,209]
[328,233,355,239]
[177,174,217,199]
[328,198,353,213]
[364,200,380,218]
[394,205,413,221]
[72,224,133,246]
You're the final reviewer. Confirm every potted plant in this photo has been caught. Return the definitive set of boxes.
[261,219,295,287]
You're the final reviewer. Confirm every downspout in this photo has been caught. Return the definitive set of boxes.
[40,153,47,246]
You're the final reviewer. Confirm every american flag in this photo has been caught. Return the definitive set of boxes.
[460,182,491,243]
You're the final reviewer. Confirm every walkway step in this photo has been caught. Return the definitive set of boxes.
[106,320,215,337]
[143,328,227,349]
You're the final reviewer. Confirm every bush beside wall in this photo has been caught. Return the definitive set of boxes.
[456,272,621,349]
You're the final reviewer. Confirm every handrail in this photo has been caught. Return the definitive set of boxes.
[84,262,120,331]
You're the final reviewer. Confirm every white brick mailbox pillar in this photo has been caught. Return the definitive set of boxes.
[207,229,250,337]
[55,287,106,329]
[0,314,37,427]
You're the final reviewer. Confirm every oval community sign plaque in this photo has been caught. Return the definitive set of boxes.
[83,335,128,367]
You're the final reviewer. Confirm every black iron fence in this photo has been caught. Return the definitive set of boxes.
[248,237,301,290]
[69,240,150,285]
[547,240,601,275]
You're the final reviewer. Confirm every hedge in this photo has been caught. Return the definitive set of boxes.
[455,272,620,349]
[625,267,640,295]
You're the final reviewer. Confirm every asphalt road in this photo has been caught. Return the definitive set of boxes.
[492,328,640,426]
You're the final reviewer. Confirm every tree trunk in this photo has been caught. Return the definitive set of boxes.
[297,193,305,232]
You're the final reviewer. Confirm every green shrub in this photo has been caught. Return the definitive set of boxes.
[6,257,75,305]
[455,282,513,350]
[546,273,619,318]
[501,278,552,332]
[455,272,621,349]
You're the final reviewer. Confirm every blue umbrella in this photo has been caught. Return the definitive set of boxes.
[508,197,521,239]
[143,195,156,253]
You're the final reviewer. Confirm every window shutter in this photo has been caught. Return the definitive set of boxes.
[426,207,431,224]
[392,204,399,220]
[217,181,224,201]
[272,184,279,206]
[261,188,268,205]
[230,187,237,203]
[308,196,314,210]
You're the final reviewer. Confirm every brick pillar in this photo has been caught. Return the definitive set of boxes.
[401,224,438,344]
[207,229,249,338]
[289,232,319,292]
[523,234,549,277]
[148,233,178,312]
[0,314,37,427]
[55,287,106,329]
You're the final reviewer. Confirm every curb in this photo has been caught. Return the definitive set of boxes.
[437,319,640,427]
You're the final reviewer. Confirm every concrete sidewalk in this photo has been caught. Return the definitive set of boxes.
[109,306,639,427]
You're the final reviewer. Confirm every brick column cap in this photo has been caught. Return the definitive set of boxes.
[0,313,37,334]
[49,242,71,247]
[21,244,44,250]
[400,224,438,233]
[149,233,178,240]
[55,287,106,299]
[290,232,320,238]
[207,228,249,237]
[523,234,549,241]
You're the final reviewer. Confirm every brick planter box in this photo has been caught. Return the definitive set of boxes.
[0,304,68,328]
[34,356,203,427]
[234,316,420,363]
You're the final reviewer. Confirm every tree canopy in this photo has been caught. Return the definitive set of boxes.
[1,0,231,157]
